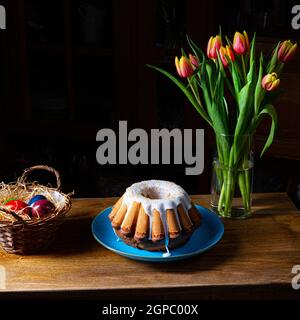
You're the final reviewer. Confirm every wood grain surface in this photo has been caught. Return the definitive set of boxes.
[0,193,299,300]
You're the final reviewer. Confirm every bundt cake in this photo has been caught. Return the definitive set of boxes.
[109,180,202,255]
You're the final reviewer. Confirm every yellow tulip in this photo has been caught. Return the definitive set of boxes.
[175,56,194,78]
[207,35,222,59]
[262,73,280,91]
[278,40,297,63]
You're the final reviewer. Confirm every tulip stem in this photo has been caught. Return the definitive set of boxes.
[188,77,204,109]
[241,56,247,83]
[275,62,284,76]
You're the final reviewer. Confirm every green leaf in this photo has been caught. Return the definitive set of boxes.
[230,61,242,100]
[186,35,205,64]
[219,25,222,38]
[147,64,212,126]
[274,61,285,76]
[181,48,187,58]
[205,60,216,95]
[213,68,223,99]
[267,42,280,73]
[211,71,229,136]
[254,53,264,115]
[235,82,251,135]
[223,97,229,116]
[250,104,278,157]
[197,62,214,122]
[199,77,212,111]
[225,35,232,47]
[247,33,256,83]
[235,37,256,130]
[211,99,228,136]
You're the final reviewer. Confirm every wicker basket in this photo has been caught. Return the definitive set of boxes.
[0,165,71,254]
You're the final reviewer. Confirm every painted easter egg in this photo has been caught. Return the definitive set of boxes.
[28,194,46,206]
[31,199,55,218]
[5,200,31,216]
[3,198,17,204]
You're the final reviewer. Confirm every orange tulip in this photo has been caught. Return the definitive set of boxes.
[278,40,297,63]
[262,73,280,91]
[233,31,250,55]
[226,45,235,62]
[219,45,235,68]
[175,56,194,78]
[207,35,222,59]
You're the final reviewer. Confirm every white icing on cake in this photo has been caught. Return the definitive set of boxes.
[120,180,192,257]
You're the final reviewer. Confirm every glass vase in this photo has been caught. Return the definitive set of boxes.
[210,133,254,219]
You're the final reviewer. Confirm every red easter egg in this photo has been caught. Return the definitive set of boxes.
[31,199,55,218]
[5,200,31,216]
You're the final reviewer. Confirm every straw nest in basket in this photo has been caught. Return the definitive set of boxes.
[0,165,72,254]
[0,182,70,222]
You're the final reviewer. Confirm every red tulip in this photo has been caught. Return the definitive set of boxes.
[233,31,250,55]
[207,35,222,59]
[189,53,199,69]
[278,40,297,63]
[262,73,280,91]
[175,56,194,78]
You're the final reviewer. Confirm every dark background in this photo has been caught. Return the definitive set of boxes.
[0,0,299,207]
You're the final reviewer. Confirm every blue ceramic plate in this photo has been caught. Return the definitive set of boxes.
[91,205,224,262]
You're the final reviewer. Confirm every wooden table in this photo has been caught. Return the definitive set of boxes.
[0,193,299,300]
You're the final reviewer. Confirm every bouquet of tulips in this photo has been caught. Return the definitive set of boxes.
[149,31,297,218]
